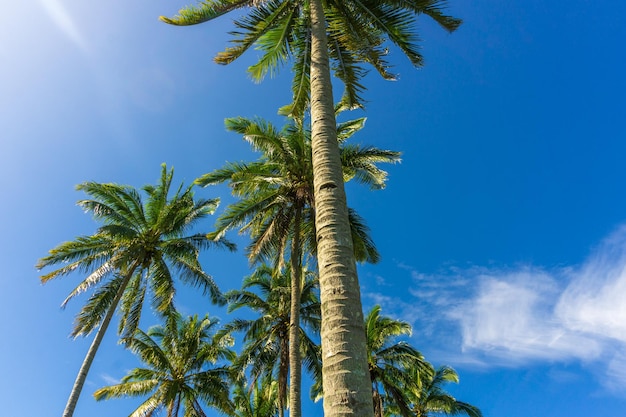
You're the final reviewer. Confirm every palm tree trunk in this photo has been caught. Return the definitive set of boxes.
[373,388,384,417]
[308,0,374,416]
[288,207,303,417]
[62,267,137,417]
[279,335,289,417]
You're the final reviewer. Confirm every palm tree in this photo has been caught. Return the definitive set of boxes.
[36,164,233,417]
[94,313,235,417]
[365,306,431,417]
[221,264,321,417]
[197,114,399,417]
[161,2,460,415]
[231,374,280,417]
[406,365,482,417]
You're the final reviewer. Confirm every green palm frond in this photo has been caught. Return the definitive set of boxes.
[118,272,147,341]
[70,274,127,337]
[348,208,380,264]
[248,3,300,81]
[395,0,462,32]
[93,378,160,400]
[37,235,117,283]
[341,145,401,189]
[160,0,253,26]
[279,16,311,120]
[58,259,117,306]
[215,0,295,67]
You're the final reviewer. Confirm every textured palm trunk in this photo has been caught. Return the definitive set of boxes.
[62,267,137,417]
[288,207,303,417]
[373,388,384,417]
[279,335,289,417]
[309,0,374,416]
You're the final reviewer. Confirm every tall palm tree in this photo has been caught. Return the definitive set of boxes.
[406,365,482,417]
[160,2,460,415]
[197,114,399,417]
[94,313,235,417]
[36,164,233,417]
[221,264,321,417]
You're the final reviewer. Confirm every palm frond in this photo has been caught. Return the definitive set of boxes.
[160,0,253,26]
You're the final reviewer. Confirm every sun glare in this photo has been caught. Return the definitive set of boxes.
[38,0,89,52]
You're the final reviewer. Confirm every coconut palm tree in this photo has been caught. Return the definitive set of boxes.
[231,373,280,417]
[161,2,460,415]
[365,306,430,417]
[220,264,321,417]
[197,114,399,417]
[36,164,233,417]
[405,365,482,417]
[94,312,235,417]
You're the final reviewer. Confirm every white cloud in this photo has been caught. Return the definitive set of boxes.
[452,271,602,363]
[605,353,626,394]
[556,226,626,343]
[382,225,626,392]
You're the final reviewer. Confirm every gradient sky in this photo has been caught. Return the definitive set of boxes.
[2,0,626,416]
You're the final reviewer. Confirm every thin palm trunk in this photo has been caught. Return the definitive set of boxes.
[288,207,303,417]
[373,388,384,417]
[62,265,138,417]
[279,336,289,417]
[309,0,374,416]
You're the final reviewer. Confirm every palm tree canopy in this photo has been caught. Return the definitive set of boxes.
[197,115,400,266]
[94,312,235,417]
[160,0,461,118]
[217,264,321,416]
[411,365,482,417]
[220,264,321,381]
[365,305,429,417]
[232,373,280,417]
[37,164,234,339]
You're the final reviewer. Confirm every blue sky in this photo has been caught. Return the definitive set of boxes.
[2,0,626,416]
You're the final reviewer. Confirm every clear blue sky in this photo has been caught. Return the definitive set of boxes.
[2,0,626,416]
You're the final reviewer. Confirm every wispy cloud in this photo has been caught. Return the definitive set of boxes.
[365,225,626,393]
[452,271,603,363]
[100,373,121,386]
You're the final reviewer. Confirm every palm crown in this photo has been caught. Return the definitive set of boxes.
[198,115,400,265]
[94,312,235,417]
[161,0,461,118]
[407,365,483,417]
